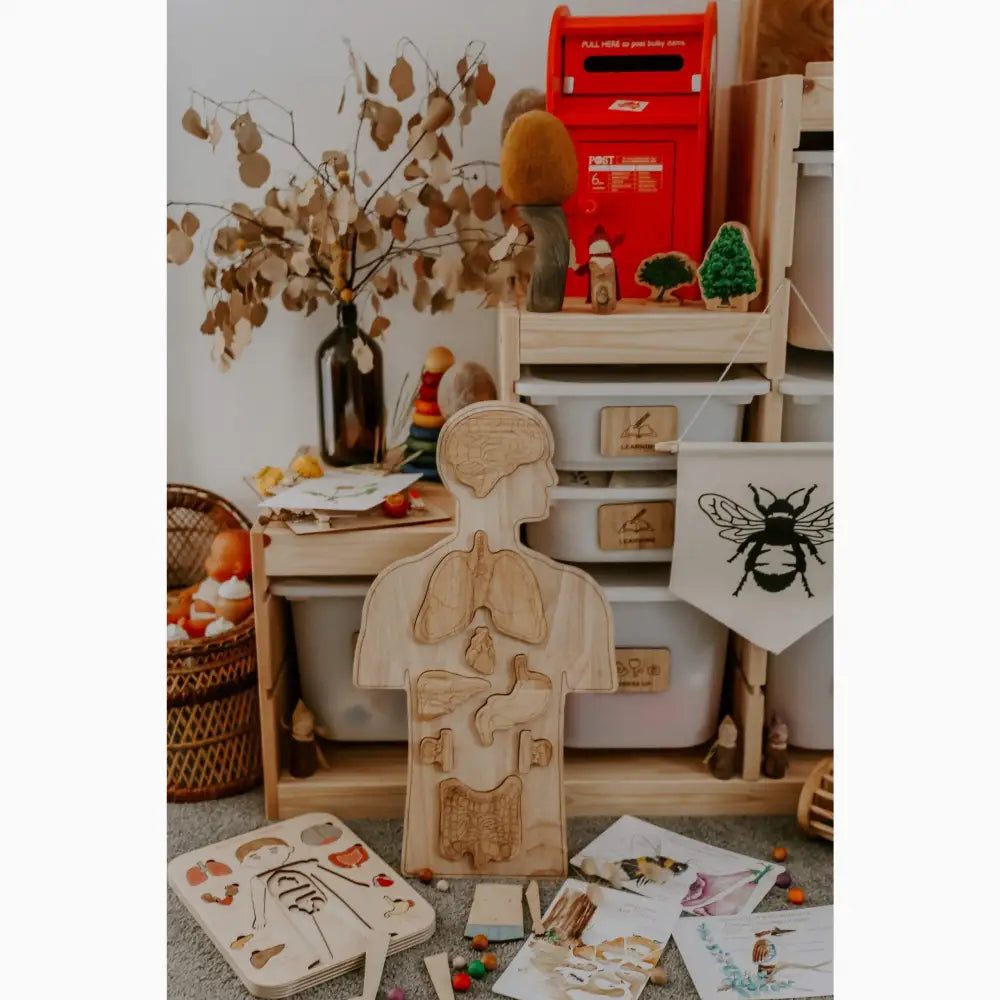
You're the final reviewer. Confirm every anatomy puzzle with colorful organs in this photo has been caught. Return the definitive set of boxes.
[354,401,617,878]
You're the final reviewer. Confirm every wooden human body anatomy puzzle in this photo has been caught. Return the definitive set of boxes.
[167,813,435,998]
[355,401,617,878]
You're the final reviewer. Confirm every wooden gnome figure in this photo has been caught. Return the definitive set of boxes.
[573,225,625,314]
[289,699,320,779]
[763,716,789,779]
[705,714,739,780]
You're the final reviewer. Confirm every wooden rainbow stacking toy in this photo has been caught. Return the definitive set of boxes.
[402,347,454,483]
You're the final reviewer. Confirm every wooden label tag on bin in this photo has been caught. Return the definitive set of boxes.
[615,648,670,693]
[597,501,675,551]
[600,406,678,457]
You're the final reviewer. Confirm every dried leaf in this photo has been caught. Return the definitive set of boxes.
[428,153,452,187]
[403,159,428,181]
[399,189,420,210]
[372,104,403,151]
[212,329,232,372]
[167,216,178,233]
[259,254,288,283]
[345,39,362,94]
[289,250,311,276]
[282,286,305,311]
[333,187,359,229]
[407,112,422,130]
[474,63,496,104]
[202,263,218,289]
[376,192,398,219]
[371,292,381,314]
[371,266,399,298]
[364,63,379,94]
[457,56,469,81]
[238,152,271,188]
[259,205,292,232]
[389,57,415,101]
[306,297,319,316]
[412,276,431,312]
[460,78,478,127]
[200,309,216,335]
[220,268,235,293]
[297,179,319,207]
[250,300,269,327]
[286,276,304,298]
[428,200,452,228]
[407,124,437,162]
[166,228,194,264]
[425,90,455,130]
[232,113,263,154]
[232,318,253,358]
[471,184,496,221]
[182,107,209,139]
[490,223,520,261]
[437,133,454,161]
[209,118,222,149]
[358,226,379,252]
[455,211,481,253]
[370,315,390,338]
[358,170,372,186]
[447,185,471,214]
[418,183,445,208]
[430,288,455,314]
[432,254,462,297]
[391,214,407,240]
[322,150,349,173]
[175,213,198,239]
[337,85,346,114]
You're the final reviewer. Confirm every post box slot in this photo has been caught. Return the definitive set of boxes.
[582,54,685,74]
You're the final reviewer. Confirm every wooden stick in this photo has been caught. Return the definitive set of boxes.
[347,931,390,1000]
[526,879,545,935]
[424,952,456,1000]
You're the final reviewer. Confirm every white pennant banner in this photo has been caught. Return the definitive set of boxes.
[670,442,833,653]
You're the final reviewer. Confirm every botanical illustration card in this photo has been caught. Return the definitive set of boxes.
[492,879,681,1000]
[570,816,782,916]
[673,906,833,999]
[257,471,421,513]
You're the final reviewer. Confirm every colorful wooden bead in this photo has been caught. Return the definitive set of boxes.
[787,887,805,905]
[772,846,788,862]
[775,871,792,889]
[416,867,434,884]
[452,971,472,992]
[649,967,668,986]
[482,953,498,971]
[471,933,489,951]
[451,955,467,970]
[468,960,487,980]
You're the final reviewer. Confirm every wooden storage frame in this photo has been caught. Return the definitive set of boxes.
[251,66,833,821]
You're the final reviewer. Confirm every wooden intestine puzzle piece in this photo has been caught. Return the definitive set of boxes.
[354,401,617,878]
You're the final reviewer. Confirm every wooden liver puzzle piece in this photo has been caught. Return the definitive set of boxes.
[354,401,617,878]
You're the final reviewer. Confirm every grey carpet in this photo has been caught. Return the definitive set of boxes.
[168,790,832,999]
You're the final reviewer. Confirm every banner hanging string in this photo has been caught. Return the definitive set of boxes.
[655,278,833,453]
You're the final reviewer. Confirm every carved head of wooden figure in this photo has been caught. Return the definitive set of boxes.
[437,401,557,516]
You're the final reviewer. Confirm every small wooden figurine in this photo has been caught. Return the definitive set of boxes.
[289,699,319,779]
[355,401,616,878]
[697,222,762,312]
[573,225,625,313]
[500,111,578,312]
[704,714,739,780]
[763,716,789,779]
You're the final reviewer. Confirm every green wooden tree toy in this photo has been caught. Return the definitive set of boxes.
[697,222,762,312]
[634,251,697,304]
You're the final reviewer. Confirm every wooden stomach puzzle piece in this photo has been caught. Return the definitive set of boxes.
[475,654,552,746]
[439,774,523,868]
[354,401,617,878]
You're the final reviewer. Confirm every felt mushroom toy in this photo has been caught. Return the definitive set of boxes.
[500,109,578,312]
[215,576,254,624]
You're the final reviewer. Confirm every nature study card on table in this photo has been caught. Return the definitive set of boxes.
[492,878,681,1000]
[257,471,421,513]
[673,905,833,1000]
[570,815,782,916]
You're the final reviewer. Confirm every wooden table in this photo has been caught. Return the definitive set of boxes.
[251,483,821,821]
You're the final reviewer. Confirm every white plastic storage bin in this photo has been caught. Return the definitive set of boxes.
[565,565,727,748]
[779,348,833,443]
[271,578,408,741]
[766,618,833,750]
[788,150,833,351]
[515,366,770,470]
[525,475,677,563]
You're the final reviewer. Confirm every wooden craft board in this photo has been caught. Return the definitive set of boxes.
[464,882,525,941]
[354,401,617,879]
[167,812,435,999]
[286,503,449,536]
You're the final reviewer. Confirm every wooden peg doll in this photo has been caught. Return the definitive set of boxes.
[704,714,739,780]
[763,716,789,779]
[289,699,319,779]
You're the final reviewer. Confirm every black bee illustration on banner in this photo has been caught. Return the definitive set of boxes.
[698,484,833,597]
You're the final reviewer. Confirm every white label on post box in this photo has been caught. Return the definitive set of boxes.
[608,99,649,112]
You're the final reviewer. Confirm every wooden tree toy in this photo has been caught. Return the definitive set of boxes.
[635,251,697,305]
[697,222,762,311]
[355,401,616,877]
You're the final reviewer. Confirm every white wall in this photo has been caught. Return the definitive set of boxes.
[168,0,741,517]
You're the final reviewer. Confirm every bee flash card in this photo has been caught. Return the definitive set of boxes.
[167,813,435,998]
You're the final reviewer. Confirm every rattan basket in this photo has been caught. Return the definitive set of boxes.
[167,484,262,802]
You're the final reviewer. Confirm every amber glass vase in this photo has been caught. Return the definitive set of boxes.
[315,302,385,466]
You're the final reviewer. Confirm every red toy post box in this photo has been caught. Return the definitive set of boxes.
[546,4,718,301]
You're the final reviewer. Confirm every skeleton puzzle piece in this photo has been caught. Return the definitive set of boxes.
[354,401,617,878]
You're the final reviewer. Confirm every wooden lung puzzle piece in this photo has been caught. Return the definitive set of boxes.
[354,401,617,878]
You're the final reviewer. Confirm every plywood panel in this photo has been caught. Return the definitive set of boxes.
[741,0,834,81]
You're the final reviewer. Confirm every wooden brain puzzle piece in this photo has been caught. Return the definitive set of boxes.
[415,671,490,721]
[439,774,523,868]
[353,401,617,878]
[414,530,547,644]
[474,654,552,746]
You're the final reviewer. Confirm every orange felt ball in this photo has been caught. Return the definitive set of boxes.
[471,933,489,951]
[772,846,788,862]
[483,953,498,971]
[500,110,578,206]
[787,887,805,905]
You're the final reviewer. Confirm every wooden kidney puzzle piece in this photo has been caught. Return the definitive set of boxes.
[517,730,553,773]
[419,729,454,771]
[464,882,525,941]
[424,952,456,1000]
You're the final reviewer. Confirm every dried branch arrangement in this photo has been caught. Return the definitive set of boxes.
[167,39,533,370]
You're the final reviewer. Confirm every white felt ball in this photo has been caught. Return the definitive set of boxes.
[452,955,467,970]
[436,879,450,891]
[437,362,497,418]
